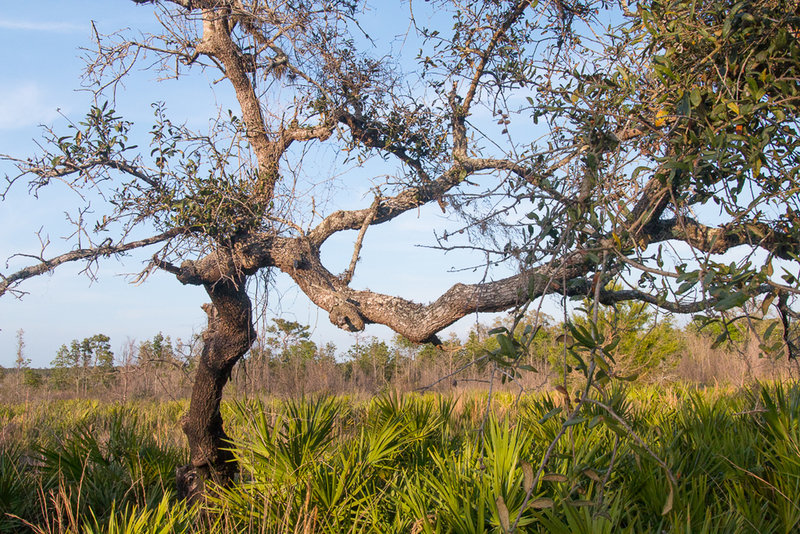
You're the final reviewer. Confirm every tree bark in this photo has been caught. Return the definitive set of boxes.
[176,274,254,502]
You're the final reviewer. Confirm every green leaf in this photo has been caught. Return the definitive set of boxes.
[714,291,748,311]
[616,373,639,382]
[538,407,563,424]
[497,334,517,359]
[603,336,621,354]
[567,322,596,348]
[711,331,729,349]
[563,416,588,427]
[589,320,604,345]
[690,87,702,107]
[764,320,779,341]
[570,350,588,372]
[523,324,533,337]
[677,281,697,294]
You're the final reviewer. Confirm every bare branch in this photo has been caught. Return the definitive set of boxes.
[341,195,380,285]
[1,229,184,297]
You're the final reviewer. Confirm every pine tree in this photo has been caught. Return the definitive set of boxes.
[14,329,30,387]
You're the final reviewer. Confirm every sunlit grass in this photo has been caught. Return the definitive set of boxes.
[2,385,800,532]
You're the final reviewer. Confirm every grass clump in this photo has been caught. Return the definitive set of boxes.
[2,384,800,532]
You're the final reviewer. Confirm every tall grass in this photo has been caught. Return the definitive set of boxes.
[0,400,186,533]
[2,384,800,532]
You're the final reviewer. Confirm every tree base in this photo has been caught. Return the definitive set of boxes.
[176,464,204,503]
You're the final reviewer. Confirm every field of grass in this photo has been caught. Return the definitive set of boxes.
[1,383,799,533]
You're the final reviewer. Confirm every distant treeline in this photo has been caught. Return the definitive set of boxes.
[3,301,797,402]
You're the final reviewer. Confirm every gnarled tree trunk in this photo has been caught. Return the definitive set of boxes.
[176,274,255,502]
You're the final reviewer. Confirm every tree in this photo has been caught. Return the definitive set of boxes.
[14,329,29,387]
[138,332,178,367]
[260,319,320,394]
[13,329,45,390]
[51,334,116,394]
[264,319,317,365]
[2,0,798,498]
[51,342,81,392]
[345,337,396,387]
[88,334,116,386]
[22,368,43,389]
[570,297,684,380]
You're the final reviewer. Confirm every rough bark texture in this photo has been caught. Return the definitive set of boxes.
[176,273,254,502]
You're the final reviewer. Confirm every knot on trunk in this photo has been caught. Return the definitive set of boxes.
[200,302,220,343]
[329,300,364,332]
[176,464,204,503]
[176,460,237,504]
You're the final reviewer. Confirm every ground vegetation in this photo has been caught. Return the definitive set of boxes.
[1,0,799,500]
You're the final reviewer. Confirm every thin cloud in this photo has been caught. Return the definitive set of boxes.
[0,19,84,33]
[0,83,61,130]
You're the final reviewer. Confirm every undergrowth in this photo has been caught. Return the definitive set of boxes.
[1,383,799,533]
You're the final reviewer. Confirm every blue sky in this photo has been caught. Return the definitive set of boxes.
[0,2,207,367]
[0,1,523,367]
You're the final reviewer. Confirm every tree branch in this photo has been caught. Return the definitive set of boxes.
[192,5,275,196]
[341,195,380,285]
[645,217,798,259]
[590,284,773,314]
[461,0,533,113]
[271,237,594,343]
[1,229,183,297]
[307,151,569,247]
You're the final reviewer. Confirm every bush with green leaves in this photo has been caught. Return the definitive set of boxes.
[568,298,685,380]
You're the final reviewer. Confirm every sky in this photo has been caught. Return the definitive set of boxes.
[0,1,526,368]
